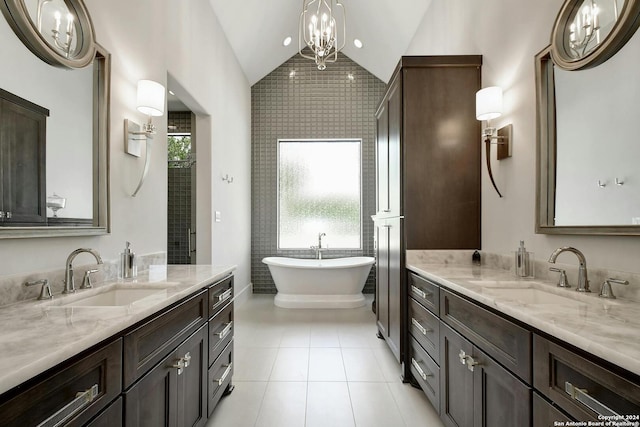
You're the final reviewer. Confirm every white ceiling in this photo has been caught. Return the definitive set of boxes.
[208,0,432,85]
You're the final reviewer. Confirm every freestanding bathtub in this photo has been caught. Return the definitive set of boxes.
[262,256,375,308]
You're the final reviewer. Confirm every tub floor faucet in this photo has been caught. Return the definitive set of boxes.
[548,246,590,292]
[311,233,327,260]
[64,248,103,294]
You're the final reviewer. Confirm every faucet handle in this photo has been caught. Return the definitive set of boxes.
[25,279,53,300]
[549,267,570,288]
[599,278,629,299]
[81,269,99,289]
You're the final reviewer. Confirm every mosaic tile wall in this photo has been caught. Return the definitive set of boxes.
[168,111,192,134]
[251,53,387,294]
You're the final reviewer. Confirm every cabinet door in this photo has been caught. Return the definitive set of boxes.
[440,323,474,427]
[376,102,389,215]
[86,397,122,427]
[472,346,531,427]
[387,73,402,217]
[124,351,178,427]
[375,221,390,338]
[177,325,208,427]
[0,96,47,224]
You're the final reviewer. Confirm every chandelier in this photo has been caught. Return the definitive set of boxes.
[299,0,346,70]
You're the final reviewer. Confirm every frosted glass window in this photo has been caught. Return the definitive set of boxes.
[278,139,362,249]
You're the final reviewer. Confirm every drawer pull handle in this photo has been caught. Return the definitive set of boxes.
[170,358,185,375]
[411,318,430,335]
[411,357,432,381]
[214,289,233,308]
[216,362,233,386]
[36,384,98,427]
[565,381,619,417]
[218,321,233,339]
[411,285,431,299]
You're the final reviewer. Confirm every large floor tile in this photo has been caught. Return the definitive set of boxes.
[233,347,278,381]
[306,382,355,427]
[205,381,268,427]
[280,325,311,347]
[308,348,346,381]
[388,382,443,427]
[309,325,340,347]
[342,348,385,382]
[372,347,403,383]
[348,382,405,427]
[255,382,307,427]
[270,347,309,381]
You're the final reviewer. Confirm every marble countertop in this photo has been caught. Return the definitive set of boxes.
[0,264,235,396]
[407,262,640,377]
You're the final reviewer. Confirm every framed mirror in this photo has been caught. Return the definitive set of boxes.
[551,0,640,70]
[535,25,640,235]
[0,4,110,239]
[0,0,95,68]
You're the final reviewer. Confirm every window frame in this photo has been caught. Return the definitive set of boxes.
[276,138,363,251]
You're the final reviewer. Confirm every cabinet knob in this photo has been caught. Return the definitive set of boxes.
[183,352,191,368]
[6,212,11,219]
[169,359,185,375]
[0,211,4,219]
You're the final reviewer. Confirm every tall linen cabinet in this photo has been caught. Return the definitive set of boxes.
[373,56,482,366]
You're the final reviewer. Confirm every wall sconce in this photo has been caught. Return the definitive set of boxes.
[476,86,512,198]
[125,80,166,197]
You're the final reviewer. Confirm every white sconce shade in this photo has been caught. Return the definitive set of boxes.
[476,86,503,121]
[136,80,165,117]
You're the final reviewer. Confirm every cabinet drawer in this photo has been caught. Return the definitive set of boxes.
[440,289,531,383]
[86,397,123,427]
[534,335,640,420]
[209,275,234,318]
[533,393,573,427]
[209,301,234,366]
[0,338,122,427]
[408,272,439,315]
[208,340,233,417]
[409,337,440,413]
[123,290,207,388]
[409,297,440,363]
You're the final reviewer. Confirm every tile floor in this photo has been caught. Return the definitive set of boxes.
[206,295,443,427]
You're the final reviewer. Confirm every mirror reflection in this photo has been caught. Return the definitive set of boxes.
[554,27,640,226]
[565,0,623,59]
[25,0,79,59]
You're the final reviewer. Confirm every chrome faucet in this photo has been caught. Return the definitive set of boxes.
[64,248,103,294]
[548,247,590,292]
[310,233,327,260]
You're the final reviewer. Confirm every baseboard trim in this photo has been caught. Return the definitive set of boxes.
[233,282,252,307]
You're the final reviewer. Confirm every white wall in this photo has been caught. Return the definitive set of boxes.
[0,0,252,295]
[406,0,640,274]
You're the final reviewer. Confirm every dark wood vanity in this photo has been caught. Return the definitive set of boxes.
[406,268,640,427]
[0,274,234,427]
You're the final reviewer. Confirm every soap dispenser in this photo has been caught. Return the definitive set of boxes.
[120,241,137,279]
[515,241,534,278]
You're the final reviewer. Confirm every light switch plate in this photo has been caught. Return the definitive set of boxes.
[215,211,221,222]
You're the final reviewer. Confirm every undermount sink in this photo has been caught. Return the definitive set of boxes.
[482,288,585,306]
[468,279,542,288]
[60,288,167,307]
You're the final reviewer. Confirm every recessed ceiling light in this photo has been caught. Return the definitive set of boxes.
[168,90,175,96]
[354,39,363,49]
[283,36,292,46]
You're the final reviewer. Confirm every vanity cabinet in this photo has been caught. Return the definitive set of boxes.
[0,273,235,427]
[0,338,122,427]
[0,88,48,225]
[533,334,640,422]
[374,56,482,365]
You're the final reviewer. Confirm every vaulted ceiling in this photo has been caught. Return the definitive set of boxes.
[208,0,433,85]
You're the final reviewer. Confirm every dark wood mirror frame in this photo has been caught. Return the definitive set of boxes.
[551,0,640,70]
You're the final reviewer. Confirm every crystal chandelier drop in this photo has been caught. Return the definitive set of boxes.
[299,0,346,70]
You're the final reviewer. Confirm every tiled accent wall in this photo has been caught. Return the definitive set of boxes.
[168,168,192,264]
[251,53,386,294]
[168,111,192,134]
